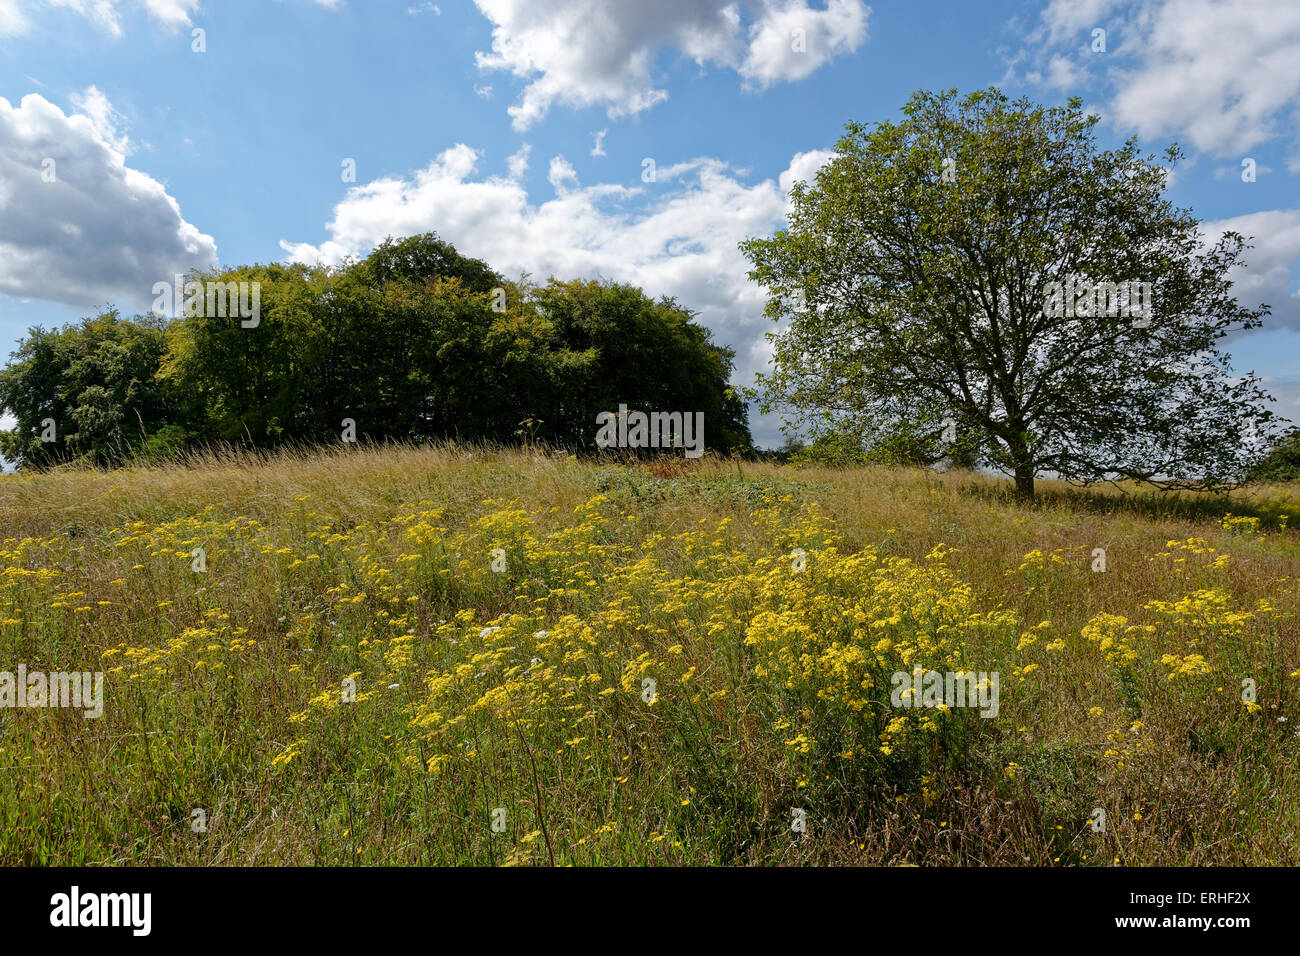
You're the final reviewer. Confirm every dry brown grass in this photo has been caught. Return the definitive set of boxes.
[2,444,1297,865]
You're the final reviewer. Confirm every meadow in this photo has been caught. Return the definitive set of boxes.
[1,444,1298,865]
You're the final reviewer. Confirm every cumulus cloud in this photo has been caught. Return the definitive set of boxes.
[779,146,835,194]
[1036,0,1123,46]
[279,143,837,440]
[277,141,1300,445]
[0,92,217,310]
[738,0,868,88]
[1017,0,1300,156]
[1202,209,1300,332]
[473,0,869,130]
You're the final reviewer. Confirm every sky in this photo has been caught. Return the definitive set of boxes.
[1,0,1298,449]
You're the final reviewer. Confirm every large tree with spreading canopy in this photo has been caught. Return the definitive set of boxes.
[741,88,1282,499]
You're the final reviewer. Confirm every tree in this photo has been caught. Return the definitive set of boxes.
[530,279,752,454]
[362,232,501,294]
[1248,428,1300,483]
[156,239,752,456]
[740,88,1282,499]
[159,262,334,445]
[0,310,179,468]
[784,414,982,469]
[2,235,752,467]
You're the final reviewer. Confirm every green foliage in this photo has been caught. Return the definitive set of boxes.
[526,278,751,451]
[588,467,808,508]
[361,232,501,294]
[741,87,1282,498]
[160,261,331,445]
[788,415,983,469]
[790,429,869,467]
[161,245,750,453]
[0,310,179,468]
[1,233,751,468]
[1248,428,1300,482]
[137,423,198,463]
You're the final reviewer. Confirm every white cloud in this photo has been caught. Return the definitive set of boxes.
[473,0,869,130]
[0,0,30,35]
[280,142,837,443]
[47,0,123,35]
[1031,53,1085,90]
[506,142,530,180]
[590,128,607,157]
[278,144,1300,446]
[1037,0,1123,46]
[7,0,199,36]
[779,147,835,194]
[138,0,199,28]
[739,0,870,89]
[547,154,578,192]
[1202,209,1300,332]
[1019,0,1300,156]
[0,92,217,310]
[69,86,132,155]
[1109,1,1300,154]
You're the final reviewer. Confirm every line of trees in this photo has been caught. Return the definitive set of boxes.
[5,89,1295,490]
[0,234,752,468]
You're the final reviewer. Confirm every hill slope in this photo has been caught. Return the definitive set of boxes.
[2,446,1298,864]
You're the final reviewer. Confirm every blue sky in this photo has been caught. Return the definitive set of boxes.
[2,0,1298,447]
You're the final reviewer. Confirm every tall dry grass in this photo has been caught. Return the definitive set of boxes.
[1,444,1297,864]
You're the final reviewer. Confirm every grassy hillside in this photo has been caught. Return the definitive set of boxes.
[2,445,1298,865]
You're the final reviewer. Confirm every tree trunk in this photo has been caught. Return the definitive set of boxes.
[1014,464,1035,502]
[1006,425,1035,502]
